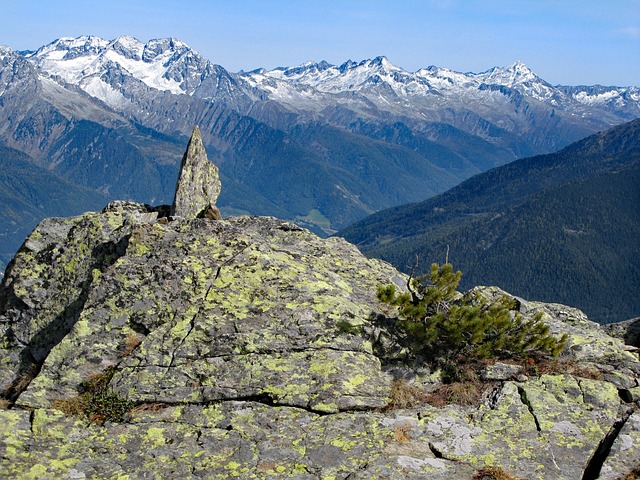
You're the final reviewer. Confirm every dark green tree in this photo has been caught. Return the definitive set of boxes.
[377,263,567,379]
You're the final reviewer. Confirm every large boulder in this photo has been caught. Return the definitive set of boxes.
[1,212,398,413]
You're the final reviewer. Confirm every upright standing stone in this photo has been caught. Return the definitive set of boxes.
[171,125,222,219]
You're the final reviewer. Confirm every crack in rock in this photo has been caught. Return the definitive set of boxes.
[428,442,444,459]
[581,409,634,480]
[517,385,542,432]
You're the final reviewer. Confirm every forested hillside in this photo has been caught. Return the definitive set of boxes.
[340,119,640,323]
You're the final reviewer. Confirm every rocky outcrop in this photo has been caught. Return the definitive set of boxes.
[0,134,638,479]
[0,205,638,479]
[0,212,397,413]
[171,125,222,219]
[605,317,640,348]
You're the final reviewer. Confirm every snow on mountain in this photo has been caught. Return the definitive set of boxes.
[244,56,567,106]
[0,46,16,96]
[476,61,561,102]
[414,66,477,91]
[23,35,640,123]
[28,35,214,108]
[247,56,434,97]
[566,85,640,109]
[0,45,14,61]
[481,61,538,86]
[8,34,638,145]
[0,46,39,100]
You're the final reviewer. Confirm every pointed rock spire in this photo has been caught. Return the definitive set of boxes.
[171,125,222,219]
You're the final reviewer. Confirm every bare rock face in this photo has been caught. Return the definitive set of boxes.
[171,125,221,219]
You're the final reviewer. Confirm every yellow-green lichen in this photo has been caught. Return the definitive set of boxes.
[144,427,168,447]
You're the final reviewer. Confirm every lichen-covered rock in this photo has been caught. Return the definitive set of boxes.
[4,212,398,413]
[480,361,524,381]
[171,125,221,219]
[0,403,391,479]
[0,208,638,479]
[0,212,136,399]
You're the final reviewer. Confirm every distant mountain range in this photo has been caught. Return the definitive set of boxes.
[339,119,640,324]
[0,35,639,269]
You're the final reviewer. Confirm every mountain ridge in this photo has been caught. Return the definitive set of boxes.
[1,34,639,269]
[22,35,640,135]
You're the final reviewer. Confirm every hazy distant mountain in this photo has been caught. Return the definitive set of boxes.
[339,119,640,323]
[0,35,639,267]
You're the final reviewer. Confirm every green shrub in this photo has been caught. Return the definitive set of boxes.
[53,367,133,424]
[377,263,567,379]
[336,319,364,335]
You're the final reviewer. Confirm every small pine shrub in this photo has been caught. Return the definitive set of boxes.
[377,263,567,380]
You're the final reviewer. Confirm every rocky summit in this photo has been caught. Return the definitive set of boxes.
[0,138,639,479]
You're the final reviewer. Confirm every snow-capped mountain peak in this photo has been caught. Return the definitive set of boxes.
[0,45,14,60]
[249,55,417,96]
[141,37,190,62]
[269,60,333,80]
[109,35,145,61]
[483,61,540,87]
[32,36,110,61]
[472,61,562,102]
[28,35,215,105]
[364,55,397,70]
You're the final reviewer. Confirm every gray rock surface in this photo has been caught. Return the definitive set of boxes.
[605,316,640,348]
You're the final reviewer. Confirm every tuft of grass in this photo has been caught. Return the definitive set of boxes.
[130,402,167,415]
[526,358,603,380]
[386,379,425,409]
[392,422,413,444]
[52,367,133,424]
[0,398,10,410]
[443,381,485,406]
[118,333,142,357]
[425,365,487,408]
[471,466,524,480]
[52,396,88,416]
[426,379,487,408]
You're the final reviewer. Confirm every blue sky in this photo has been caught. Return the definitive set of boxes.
[3,0,639,86]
